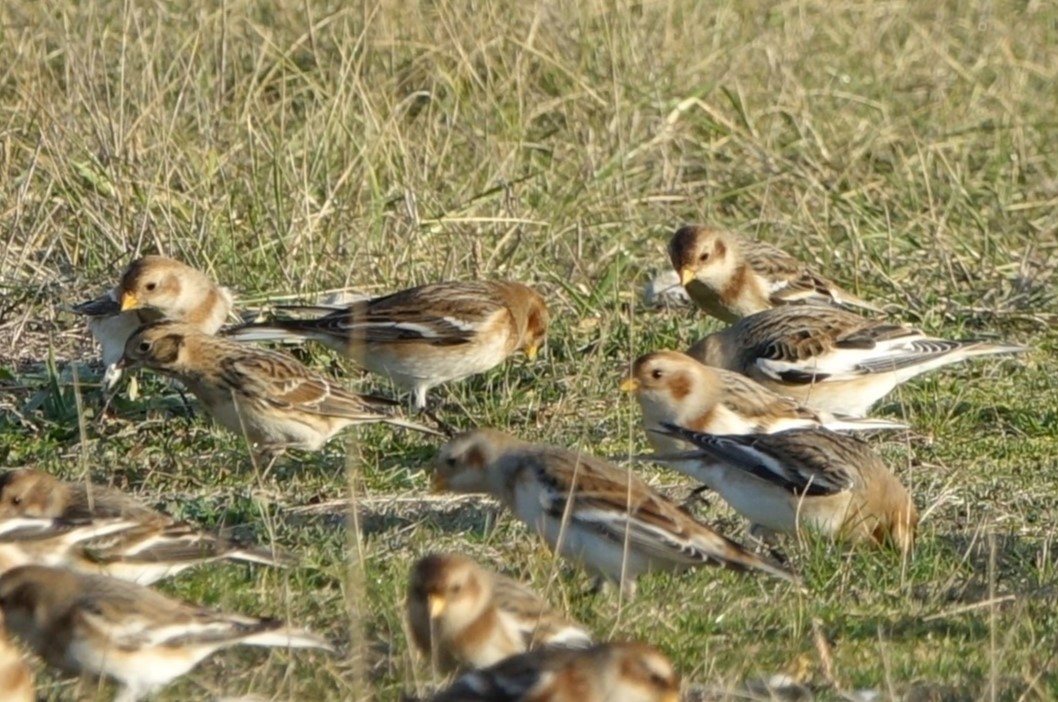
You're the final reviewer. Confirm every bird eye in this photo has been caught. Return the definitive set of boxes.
[145,282,157,291]
[651,369,663,380]
[450,583,462,594]
[10,496,20,505]
[138,341,151,353]
[445,457,457,468]
[698,252,710,262]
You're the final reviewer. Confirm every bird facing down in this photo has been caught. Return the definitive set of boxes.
[422,641,680,702]
[429,429,796,595]
[621,350,906,454]
[667,225,878,323]
[0,564,334,702]
[224,280,549,409]
[687,305,1026,417]
[406,552,592,672]
[69,255,234,387]
[0,610,32,702]
[651,423,918,553]
[120,320,442,452]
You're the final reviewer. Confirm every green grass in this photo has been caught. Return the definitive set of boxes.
[2,0,1057,699]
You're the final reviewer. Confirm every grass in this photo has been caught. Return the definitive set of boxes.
[1,0,1057,699]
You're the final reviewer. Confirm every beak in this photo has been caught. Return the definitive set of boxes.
[678,267,695,287]
[431,473,447,493]
[428,594,446,618]
[619,377,639,393]
[524,342,539,362]
[662,693,680,702]
[120,291,139,311]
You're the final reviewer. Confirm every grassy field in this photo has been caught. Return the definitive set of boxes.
[2,0,1057,699]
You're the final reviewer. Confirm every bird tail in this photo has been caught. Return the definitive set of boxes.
[957,340,1028,359]
[824,414,908,432]
[222,322,315,344]
[240,620,336,652]
[696,527,800,585]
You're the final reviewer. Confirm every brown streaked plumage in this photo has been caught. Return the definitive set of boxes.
[406,553,592,672]
[224,280,549,409]
[653,424,918,553]
[0,564,333,702]
[422,641,680,702]
[429,429,796,596]
[621,350,905,454]
[687,305,1026,416]
[667,225,878,323]
[0,611,33,702]
[120,320,442,451]
[70,255,234,386]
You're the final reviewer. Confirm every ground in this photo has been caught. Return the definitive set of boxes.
[1,0,1057,700]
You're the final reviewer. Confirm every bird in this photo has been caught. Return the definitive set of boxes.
[686,305,1026,416]
[621,350,906,454]
[406,552,592,672]
[119,320,442,452]
[223,280,549,410]
[0,516,144,574]
[429,429,796,595]
[69,255,234,387]
[667,224,878,323]
[0,610,32,702]
[651,423,918,553]
[420,641,680,702]
[0,469,293,584]
[0,564,334,702]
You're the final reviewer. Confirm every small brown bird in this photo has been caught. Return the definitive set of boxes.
[652,423,918,553]
[687,305,1026,416]
[0,564,333,702]
[429,429,796,595]
[0,469,292,583]
[0,611,33,702]
[0,517,142,575]
[667,224,878,323]
[622,350,906,455]
[70,255,234,387]
[120,320,441,451]
[406,553,592,672]
[224,280,549,409]
[422,641,680,702]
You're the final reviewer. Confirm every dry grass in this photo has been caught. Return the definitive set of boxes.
[2,0,1057,699]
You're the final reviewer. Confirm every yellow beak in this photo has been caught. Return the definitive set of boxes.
[428,594,446,618]
[525,343,539,362]
[120,291,139,311]
[619,377,639,393]
[678,267,695,287]
[662,693,680,702]
[431,473,447,493]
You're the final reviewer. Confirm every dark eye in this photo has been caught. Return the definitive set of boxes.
[445,457,456,468]
[11,496,20,505]
[651,369,663,380]
[450,583,462,594]
[651,672,668,688]
[138,341,151,353]
[145,282,157,291]
[698,252,710,262]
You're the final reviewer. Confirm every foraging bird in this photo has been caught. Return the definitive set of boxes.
[69,255,234,387]
[0,564,333,702]
[119,320,442,452]
[429,429,796,595]
[224,280,549,410]
[421,641,680,702]
[406,552,592,672]
[621,350,905,455]
[687,305,1026,416]
[667,224,878,323]
[652,423,918,553]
